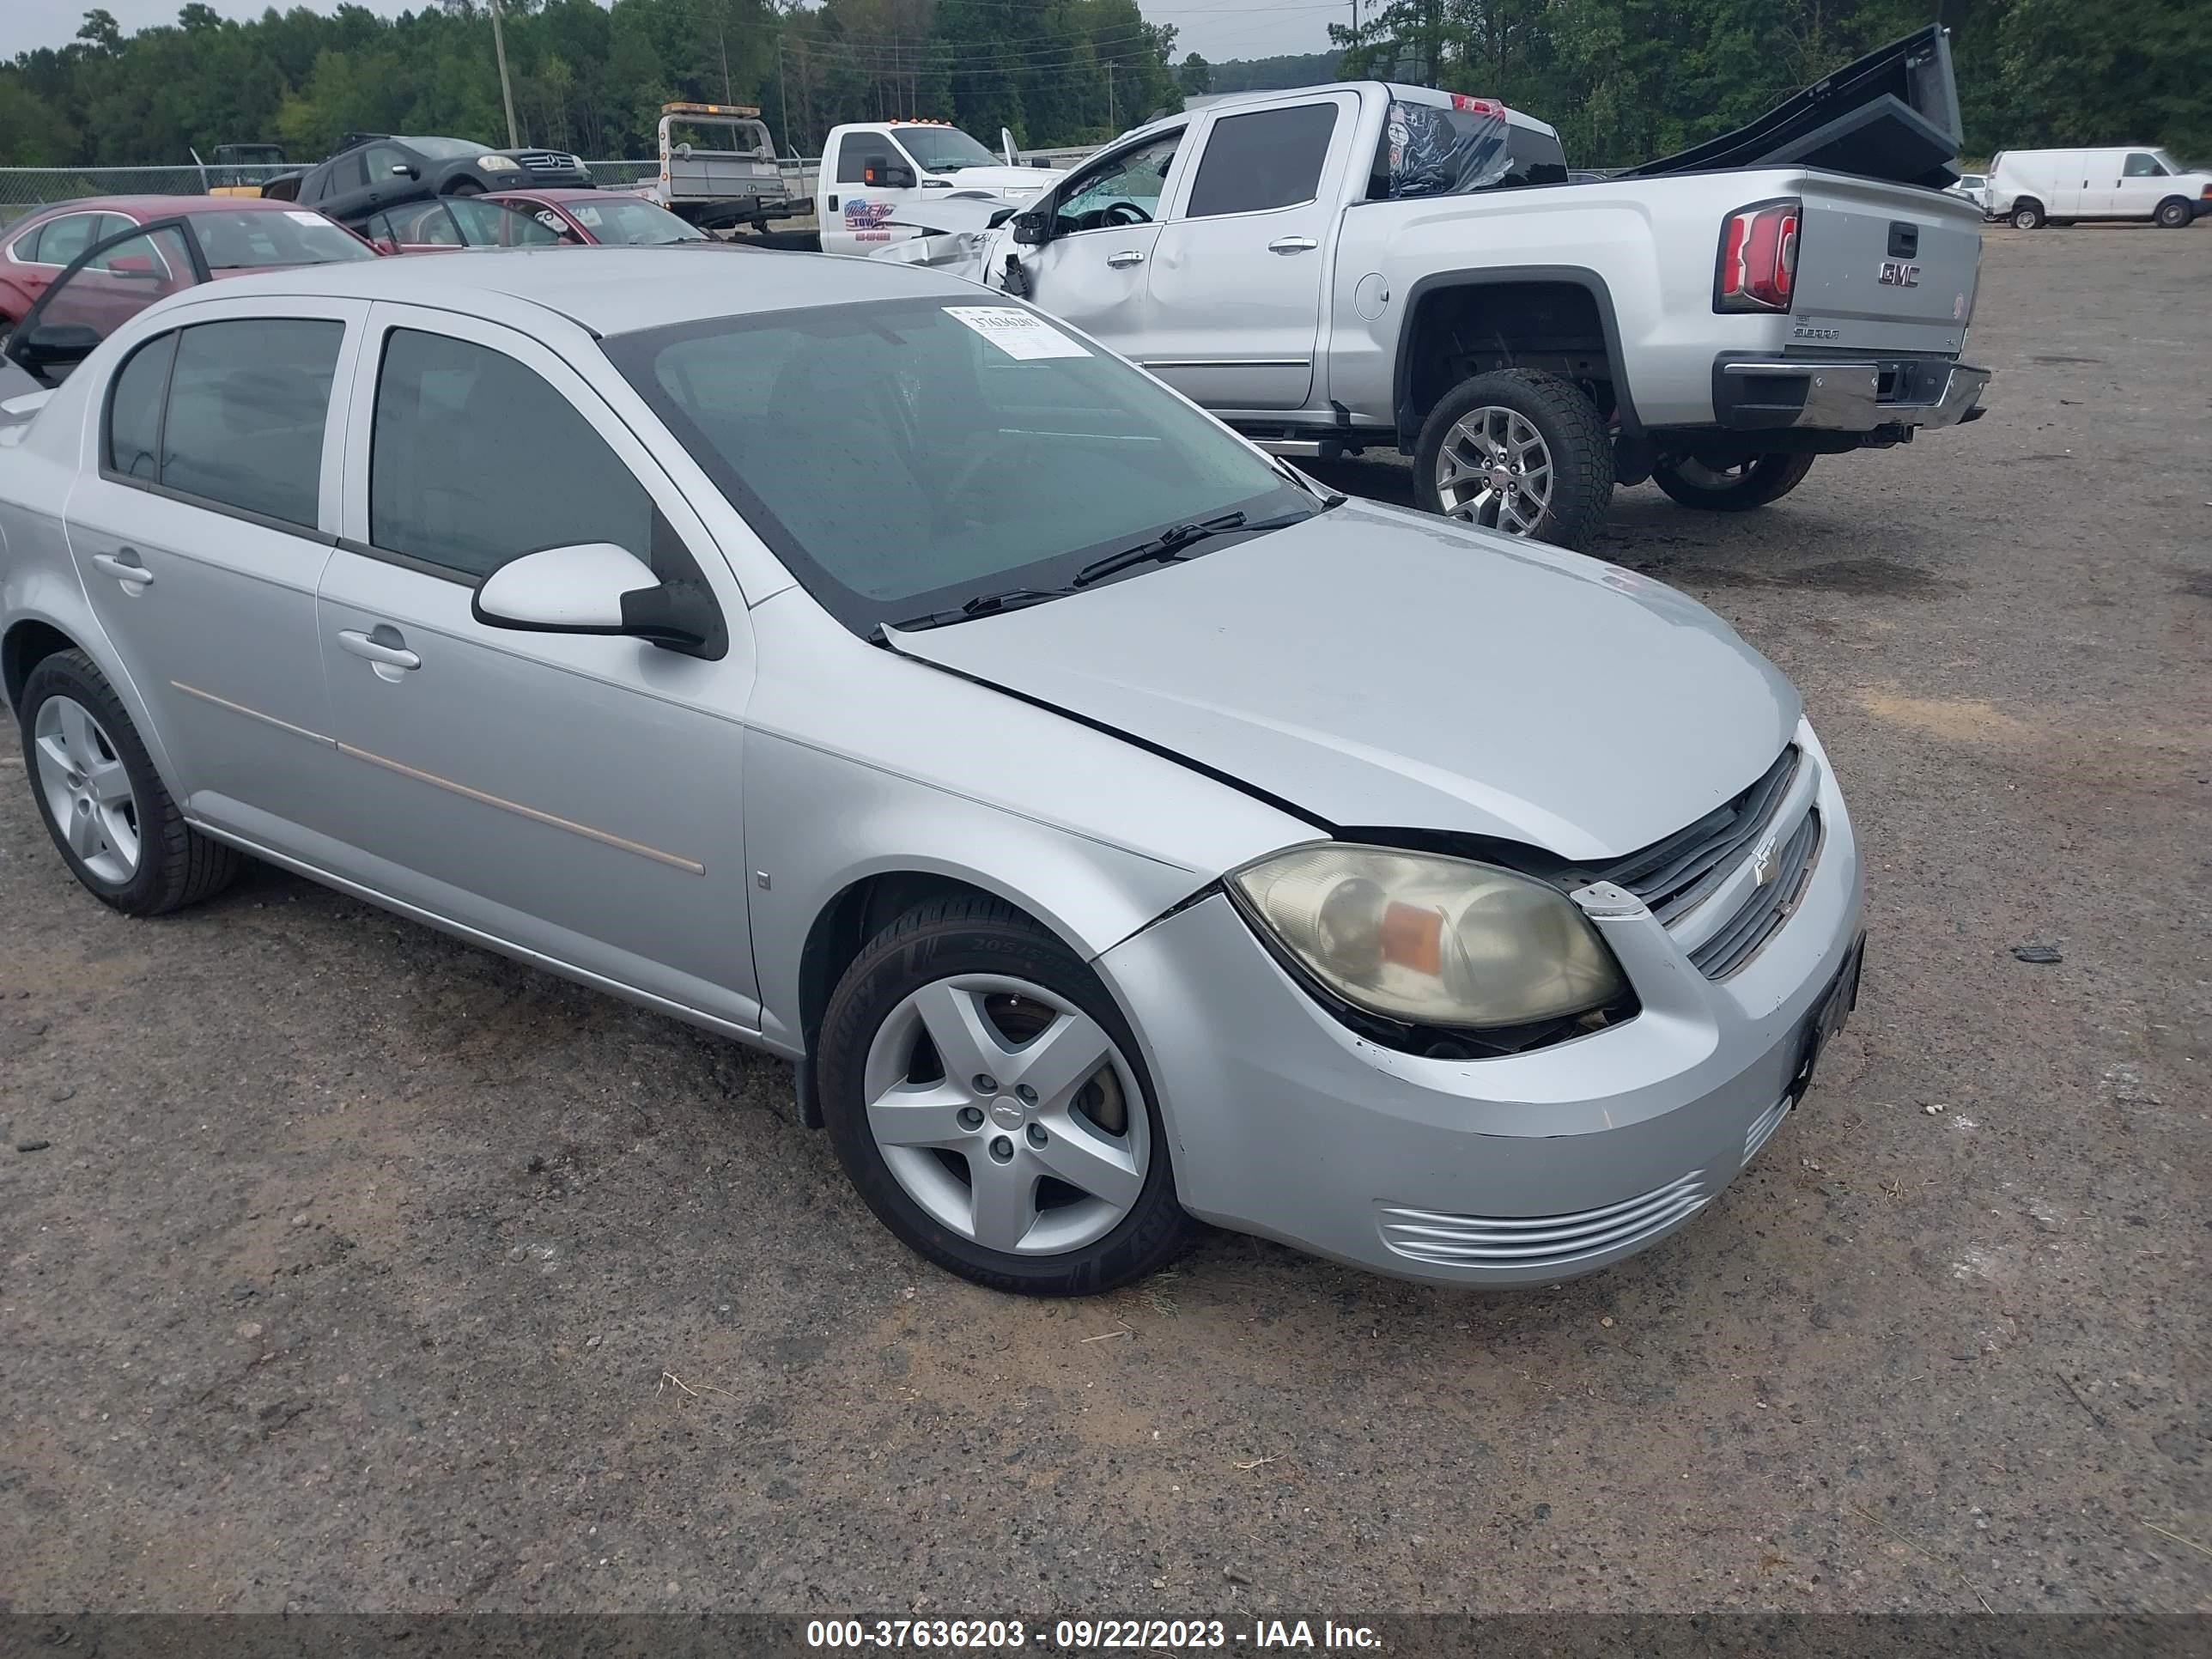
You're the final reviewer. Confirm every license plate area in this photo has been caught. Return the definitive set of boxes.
[1786,933,1864,1106]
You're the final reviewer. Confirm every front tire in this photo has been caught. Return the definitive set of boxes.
[2155,198,2193,229]
[1650,451,1817,512]
[1414,368,1613,548]
[818,894,1196,1295]
[17,649,241,915]
[2010,201,2045,230]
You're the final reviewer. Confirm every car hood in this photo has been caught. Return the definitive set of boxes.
[884,501,1801,861]
[939,165,1059,196]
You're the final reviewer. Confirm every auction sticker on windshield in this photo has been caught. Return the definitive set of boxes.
[945,306,1089,361]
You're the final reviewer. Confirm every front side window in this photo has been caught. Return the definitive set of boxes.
[30,225,198,360]
[2123,152,2166,178]
[369,328,653,580]
[1054,131,1182,234]
[105,331,177,481]
[157,319,343,527]
[445,197,568,247]
[835,136,871,185]
[1186,104,1339,218]
[607,297,1315,635]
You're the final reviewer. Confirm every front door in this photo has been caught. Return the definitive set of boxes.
[2108,151,2173,219]
[316,302,760,1029]
[1139,94,1353,412]
[1010,127,1187,355]
[61,291,362,843]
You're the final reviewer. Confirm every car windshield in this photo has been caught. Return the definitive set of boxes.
[562,196,704,245]
[895,126,1000,172]
[401,136,497,161]
[2150,149,2183,174]
[607,296,1316,634]
[185,208,373,269]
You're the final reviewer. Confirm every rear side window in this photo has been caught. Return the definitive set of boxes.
[105,331,177,481]
[27,212,122,267]
[1185,104,1339,218]
[368,328,653,580]
[157,319,343,528]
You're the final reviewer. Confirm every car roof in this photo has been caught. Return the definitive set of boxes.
[1115,82,1559,144]
[15,195,314,221]
[185,244,982,335]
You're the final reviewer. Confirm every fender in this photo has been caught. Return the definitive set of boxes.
[1390,264,1644,444]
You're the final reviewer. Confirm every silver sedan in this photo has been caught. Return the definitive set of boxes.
[0,247,1863,1294]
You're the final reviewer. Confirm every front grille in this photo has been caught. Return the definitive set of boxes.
[1689,808,1821,978]
[1601,745,1799,924]
[1377,1169,1709,1271]
[516,150,578,172]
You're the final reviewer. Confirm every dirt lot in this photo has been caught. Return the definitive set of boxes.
[2,228,2207,1617]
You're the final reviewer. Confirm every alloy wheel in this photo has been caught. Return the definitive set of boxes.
[1435,405,1556,535]
[32,694,141,884]
[860,974,1149,1255]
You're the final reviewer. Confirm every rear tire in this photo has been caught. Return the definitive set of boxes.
[1651,452,1817,512]
[2009,201,2045,230]
[1413,368,1613,549]
[818,894,1197,1296]
[17,649,242,916]
[2155,197,2193,229]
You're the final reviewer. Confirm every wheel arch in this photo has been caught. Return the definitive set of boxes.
[1392,267,1641,450]
[787,862,1167,1130]
[3,605,185,796]
[2155,194,2193,222]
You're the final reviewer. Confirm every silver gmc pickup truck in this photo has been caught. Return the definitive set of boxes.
[896,28,1989,547]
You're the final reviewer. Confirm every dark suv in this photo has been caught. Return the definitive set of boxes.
[267,135,593,228]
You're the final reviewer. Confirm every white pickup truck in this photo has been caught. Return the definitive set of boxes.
[885,27,1990,547]
[816,119,1061,257]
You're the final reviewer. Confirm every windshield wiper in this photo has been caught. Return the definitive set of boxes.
[1073,507,1321,588]
[879,586,1072,635]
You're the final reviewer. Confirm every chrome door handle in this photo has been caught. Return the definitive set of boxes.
[92,550,152,587]
[1267,235,1319,254]
[1106,249,1146,267]
[337,629,420,672]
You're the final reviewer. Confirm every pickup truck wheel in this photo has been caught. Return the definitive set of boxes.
[2009,201,2045,230]
[1650,452,1816,512]
[1415,369,1612,548]
[2154,198,2193,229]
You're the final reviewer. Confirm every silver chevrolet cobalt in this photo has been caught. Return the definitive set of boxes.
[0,248,1863,1295]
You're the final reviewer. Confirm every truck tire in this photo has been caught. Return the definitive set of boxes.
[1650,452,1816,512]
[1414,368,1613,548]
[2009,200,2045,230]
[2154,197,2194,229]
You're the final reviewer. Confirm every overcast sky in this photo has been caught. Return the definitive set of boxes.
[8,1,1340,64]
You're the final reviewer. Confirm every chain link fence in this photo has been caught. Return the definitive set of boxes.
[2,144,1095,229]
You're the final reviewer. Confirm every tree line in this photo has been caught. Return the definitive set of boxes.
[1,0,2203,173]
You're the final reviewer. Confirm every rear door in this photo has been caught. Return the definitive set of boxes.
[62,294,362,842]
[1139,93,1356,411]
[1787,176,1982,354]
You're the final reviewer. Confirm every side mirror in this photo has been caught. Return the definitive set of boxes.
[986,206,1017,229]
[17,322,103,369]
[471,543,718,654]
[676,142,693,160]
[864,155,916,190]
[107,255,161,278]
[390,161,418,179]
[1009,210,1049,246]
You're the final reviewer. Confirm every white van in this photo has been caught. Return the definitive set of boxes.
[815,120,1062,256]
[1986,147,2210,229]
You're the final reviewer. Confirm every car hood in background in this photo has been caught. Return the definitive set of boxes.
[938,165,1060,197]
[884,502,1800,862]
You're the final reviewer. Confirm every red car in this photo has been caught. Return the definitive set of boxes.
[0,195,373,334]
[484,187,709,246]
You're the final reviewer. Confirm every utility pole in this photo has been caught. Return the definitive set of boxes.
[488,0,520,149]
[1106,60,1115,131]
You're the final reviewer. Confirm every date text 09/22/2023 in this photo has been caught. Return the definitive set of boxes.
[805,1618,1384,1650]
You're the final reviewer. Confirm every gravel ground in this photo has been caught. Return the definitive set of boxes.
[1,228,2207,1617]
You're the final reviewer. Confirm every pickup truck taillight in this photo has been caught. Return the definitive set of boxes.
[1715,198,1800,313]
